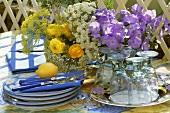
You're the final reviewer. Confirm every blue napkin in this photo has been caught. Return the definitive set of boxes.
[6,34,46,73]
[6,52,46,73]
[19,70,84,85]
[20,80,83,93]
[10,34,45,52]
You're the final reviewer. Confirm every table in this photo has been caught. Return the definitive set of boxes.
[0,31,170,113]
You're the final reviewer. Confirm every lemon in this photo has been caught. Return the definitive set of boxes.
[36,62,58,78]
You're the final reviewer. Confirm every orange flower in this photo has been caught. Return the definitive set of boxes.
[68,44,84,58]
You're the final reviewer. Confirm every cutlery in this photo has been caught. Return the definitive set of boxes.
[21,73,85,86]
[12,81,54,91]
[19,70,84,85]
[12,80,83,93]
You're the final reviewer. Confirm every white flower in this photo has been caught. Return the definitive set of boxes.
[76,38,81,43]
[60,11,67,18]
[72,13,77,18]
[77,26,82,33]
[91,2,96,7]
[80,30,86,36]
[69,24,72,30]
[83,14,88,20]
[68,5,74,13]
[91,16,96,21]
[73,33,79,38]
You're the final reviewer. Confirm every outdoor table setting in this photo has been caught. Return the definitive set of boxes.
[1,1,170,113]
[0,32,170,113]
[0,31,170,113]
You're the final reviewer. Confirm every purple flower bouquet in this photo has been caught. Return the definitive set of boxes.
[89,4,170,51]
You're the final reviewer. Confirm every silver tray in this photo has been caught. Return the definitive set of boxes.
[91,91,170,107]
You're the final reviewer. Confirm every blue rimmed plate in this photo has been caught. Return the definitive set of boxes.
[3,87,79,101]
[3,73,78,97]
[2,92,78,111]
[3,90,79,105]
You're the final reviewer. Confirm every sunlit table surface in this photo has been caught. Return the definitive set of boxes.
[0,30,170,113]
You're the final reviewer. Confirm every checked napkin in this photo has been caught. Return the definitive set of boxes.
[6,34,46,73]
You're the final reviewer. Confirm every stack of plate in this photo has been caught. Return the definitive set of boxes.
[2,74,80,111]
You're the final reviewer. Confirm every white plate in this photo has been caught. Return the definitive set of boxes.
[3,74,77,97]
[3,90,79,105]
[2,92,78,111]
[3,87,80,101]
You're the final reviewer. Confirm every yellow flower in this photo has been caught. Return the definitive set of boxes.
[62,23,72,38]
[49,38,65,54]
[68,44,84,58]
[47,24,63,38]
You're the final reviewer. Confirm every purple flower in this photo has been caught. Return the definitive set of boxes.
[142,10,156,22]
[146,34,151,39]
[131,4,143,15]
[111,31,124,43]
[119,10,131,15]
[140,21,147,34]
[92,86,105,95]
[164,18,169,25]
[164,18,170,33]
[99,35,108,44]
[115,10,130,19]
[111,22,124,31]
[89,3,166,51]
[141,39,150,50]
[122,14,139,24]
[88,21,100,34]
[166,85,170,91]
[159,29,164,39]
[95,8,109,23]
[105,36,120,50]
[39,16,43,19]
[131,30,142,38]
[91,33,101,39]
[166,26,170,35]
[154,15,163,27]
[128,37,142,49]
[127,23,140,36]
[46,16,51,21]
[101,23,112,35]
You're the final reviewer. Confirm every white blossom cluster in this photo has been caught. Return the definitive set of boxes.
[61,2,101,64]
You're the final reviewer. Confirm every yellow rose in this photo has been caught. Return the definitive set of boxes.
[68,44,84,58]
[49,38,65,54]
[47,24,63,37]
[62,23,72,38]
